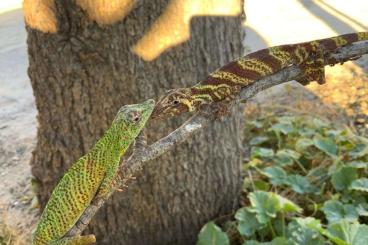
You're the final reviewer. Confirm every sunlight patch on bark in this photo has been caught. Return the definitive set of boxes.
[76,0,136,25]
[132,0,243,61]
[23,0,57,33]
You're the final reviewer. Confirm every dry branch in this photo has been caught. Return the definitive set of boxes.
[66,40,368,239]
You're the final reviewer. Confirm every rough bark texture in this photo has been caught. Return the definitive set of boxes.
[27,0,245,244]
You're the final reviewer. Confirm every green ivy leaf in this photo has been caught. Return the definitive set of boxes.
[277,116,296,124]
[263,166,288,186]
[248,191,280,224]
[313,137,338,157]
[271,123,294,135]
[248,191,301,225]
[286,175,317,194]
[287,218,325,245]
[253,180,271,191]
[298,127,317,137]
[322,200,359,224]
[274,149,301,166]
[295,138,314,152]
[347,161,367,169]
[356,203,368,216]
[266,237,293,245]
[197,222,229,245]
[331,166,358,191]
[274,154,294,166]
[349,143,368,159]
[274,194,302,213]
[277,149,301,160]
[244,237,293,245]
[326,220,368,245]
[248,120,264,129]
[251,147,274,158]
[250,136,270,146]
[235,208,262,237]
[350,178,368,192]
[312,118,329,128]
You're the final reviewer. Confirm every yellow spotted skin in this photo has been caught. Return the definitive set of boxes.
[152,32,368,119]
[32,99,155,245]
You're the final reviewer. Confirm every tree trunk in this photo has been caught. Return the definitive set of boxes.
[27,0,245,244]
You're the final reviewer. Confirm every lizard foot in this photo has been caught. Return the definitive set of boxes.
[199,101,232,120]
[296,50,326,85]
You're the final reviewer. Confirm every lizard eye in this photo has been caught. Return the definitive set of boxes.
[172,100,179,105]
[133,115,141,122]
[130,112,141,123]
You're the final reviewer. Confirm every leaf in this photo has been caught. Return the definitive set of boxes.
[251,147,274,158]
[271,123,294,135]
[286,174,317,194]
[313,137,338,157]
[274,194,302,213]
[266,237,293,245]
[243,237,293,245]
[277,116,296,124]
[298,127,316,137]
[235,208,262,237]
[312,118,329,128]
[263,166,288,186]
[356,203,368,216]
[349,143,368,159]
[274,149,300,166]
[253,180,271,191]
[250,136,270,146]
[249,120,264,129]
[331,166,358,191]
[274,154,294,166]
[326,220,368,245]
[347,161,367,169]
[197,222,229,245]
[248,191,280,224]
[350,178,368,192]
[287,218,325,245]
[277,149,301,160]
[322,200,359,224]
[295,138,314,152]
[248,191,301,225]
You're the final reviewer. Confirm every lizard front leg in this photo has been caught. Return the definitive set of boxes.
[94,161,121,199]
[296,48,326,85]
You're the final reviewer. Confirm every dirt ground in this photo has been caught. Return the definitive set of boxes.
[0,0,367,243]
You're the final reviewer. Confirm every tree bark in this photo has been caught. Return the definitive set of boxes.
[27,0,245,244]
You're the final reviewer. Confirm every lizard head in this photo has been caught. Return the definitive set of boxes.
[113,99,155,139]
[151,88,194,120]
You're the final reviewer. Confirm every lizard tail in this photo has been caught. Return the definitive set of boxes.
[315,31,368,51]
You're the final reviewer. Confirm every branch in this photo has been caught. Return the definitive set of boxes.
[66,40,368,239]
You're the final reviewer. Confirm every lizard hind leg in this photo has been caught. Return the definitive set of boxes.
[296,50,326,85]
[53,234,96,245]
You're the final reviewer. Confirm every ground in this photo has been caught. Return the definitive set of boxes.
[0,0,367,243]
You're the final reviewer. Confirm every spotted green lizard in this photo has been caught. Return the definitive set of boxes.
[32,99,155,245]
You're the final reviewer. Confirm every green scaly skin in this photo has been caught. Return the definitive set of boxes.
[32,99,155,245]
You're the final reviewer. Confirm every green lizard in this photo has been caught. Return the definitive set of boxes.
[32,99,155,245]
